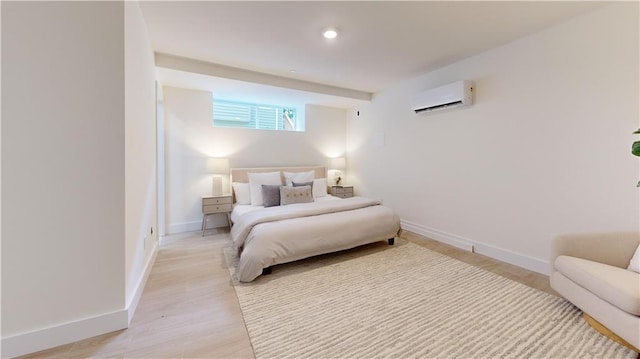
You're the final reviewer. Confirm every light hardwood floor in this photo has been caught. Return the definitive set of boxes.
[20,229,554,358]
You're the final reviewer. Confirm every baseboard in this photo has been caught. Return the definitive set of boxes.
[400,219,549,276]
[2,242,159,358]
[473,241,549,275]
[166,220,200,234]
[401,220,474,252]
[1,310,128,358]
[167,214,228,234]
[127,240,159,324]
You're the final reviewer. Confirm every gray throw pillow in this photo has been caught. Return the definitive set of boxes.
[292,181,314,192]
[261,184,281,207]
[280,185,314,205]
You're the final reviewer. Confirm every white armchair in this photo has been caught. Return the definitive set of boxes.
[550,232,639,352]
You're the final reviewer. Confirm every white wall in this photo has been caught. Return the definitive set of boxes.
[124,1,158,321]
[157,84,166,237]
[2,2,126,356]
[162,86,347,233]
[1,1,158,356]
[347,3,639,274]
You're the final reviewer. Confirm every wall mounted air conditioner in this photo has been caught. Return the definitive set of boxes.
[411,80,474,114]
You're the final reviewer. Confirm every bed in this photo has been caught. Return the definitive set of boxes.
[229,166,401,282]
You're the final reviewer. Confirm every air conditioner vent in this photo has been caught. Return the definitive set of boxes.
[412,81,474,114]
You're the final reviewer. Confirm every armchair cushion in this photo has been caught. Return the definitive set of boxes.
[555,255,640,315]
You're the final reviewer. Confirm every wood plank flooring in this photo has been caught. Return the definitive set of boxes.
[20,229,554,358]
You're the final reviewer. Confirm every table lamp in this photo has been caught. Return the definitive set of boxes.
[207,158,229,196]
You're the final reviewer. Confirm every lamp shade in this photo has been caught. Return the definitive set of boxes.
[207,158,229,174]
[329,157,346,170]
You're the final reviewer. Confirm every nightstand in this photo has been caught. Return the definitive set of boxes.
[201,194,232,236]
[330,185,354,198]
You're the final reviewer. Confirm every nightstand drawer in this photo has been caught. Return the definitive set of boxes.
[334,193,353,198]
[203,203,232,214]
[330,186,354,198]
[332,187,353,194]
[203,197,232,206]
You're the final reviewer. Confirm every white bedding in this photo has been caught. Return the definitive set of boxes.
[230,195,340,224]
[230,196,401,282]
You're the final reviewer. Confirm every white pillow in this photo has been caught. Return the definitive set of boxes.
[313,178,328,198]
[628,244,640,273]
[284,170,315,186]
[232,182,251,205]
[248,172,282,206]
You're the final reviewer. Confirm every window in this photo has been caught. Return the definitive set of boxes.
[213,99,301,131]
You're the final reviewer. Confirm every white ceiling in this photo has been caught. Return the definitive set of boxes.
[140,1,605,108]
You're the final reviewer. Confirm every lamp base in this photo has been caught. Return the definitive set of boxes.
[333,170,343,186]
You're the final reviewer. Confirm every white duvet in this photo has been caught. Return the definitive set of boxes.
[231,196,401,282]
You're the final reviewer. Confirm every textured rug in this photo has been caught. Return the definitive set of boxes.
[225,239,636,359]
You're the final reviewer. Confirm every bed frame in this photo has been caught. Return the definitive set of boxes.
[229,165,397,280]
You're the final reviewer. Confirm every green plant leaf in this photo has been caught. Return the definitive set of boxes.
[634,129,640,134]
[633,141,640,157]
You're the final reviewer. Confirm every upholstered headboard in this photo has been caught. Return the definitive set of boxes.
[230,166,326,184]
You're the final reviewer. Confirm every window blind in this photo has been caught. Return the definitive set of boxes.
[213,100,291,131]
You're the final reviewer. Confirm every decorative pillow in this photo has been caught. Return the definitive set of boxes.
[312,178,328,198]
[293,181,314,192]
[628,244,640,273]
[248,172,282,206]
[284,170,315,186]
[232,182,251,205]
[280,185,314,205]
[261,185,281,208]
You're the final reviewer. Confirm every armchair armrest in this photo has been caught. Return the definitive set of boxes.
[550,232,639,271]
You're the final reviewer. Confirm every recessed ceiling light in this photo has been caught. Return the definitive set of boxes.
[289,69,296,73]
[323,28,338,39]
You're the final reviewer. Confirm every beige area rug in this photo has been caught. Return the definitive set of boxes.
[225,239,636,359]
